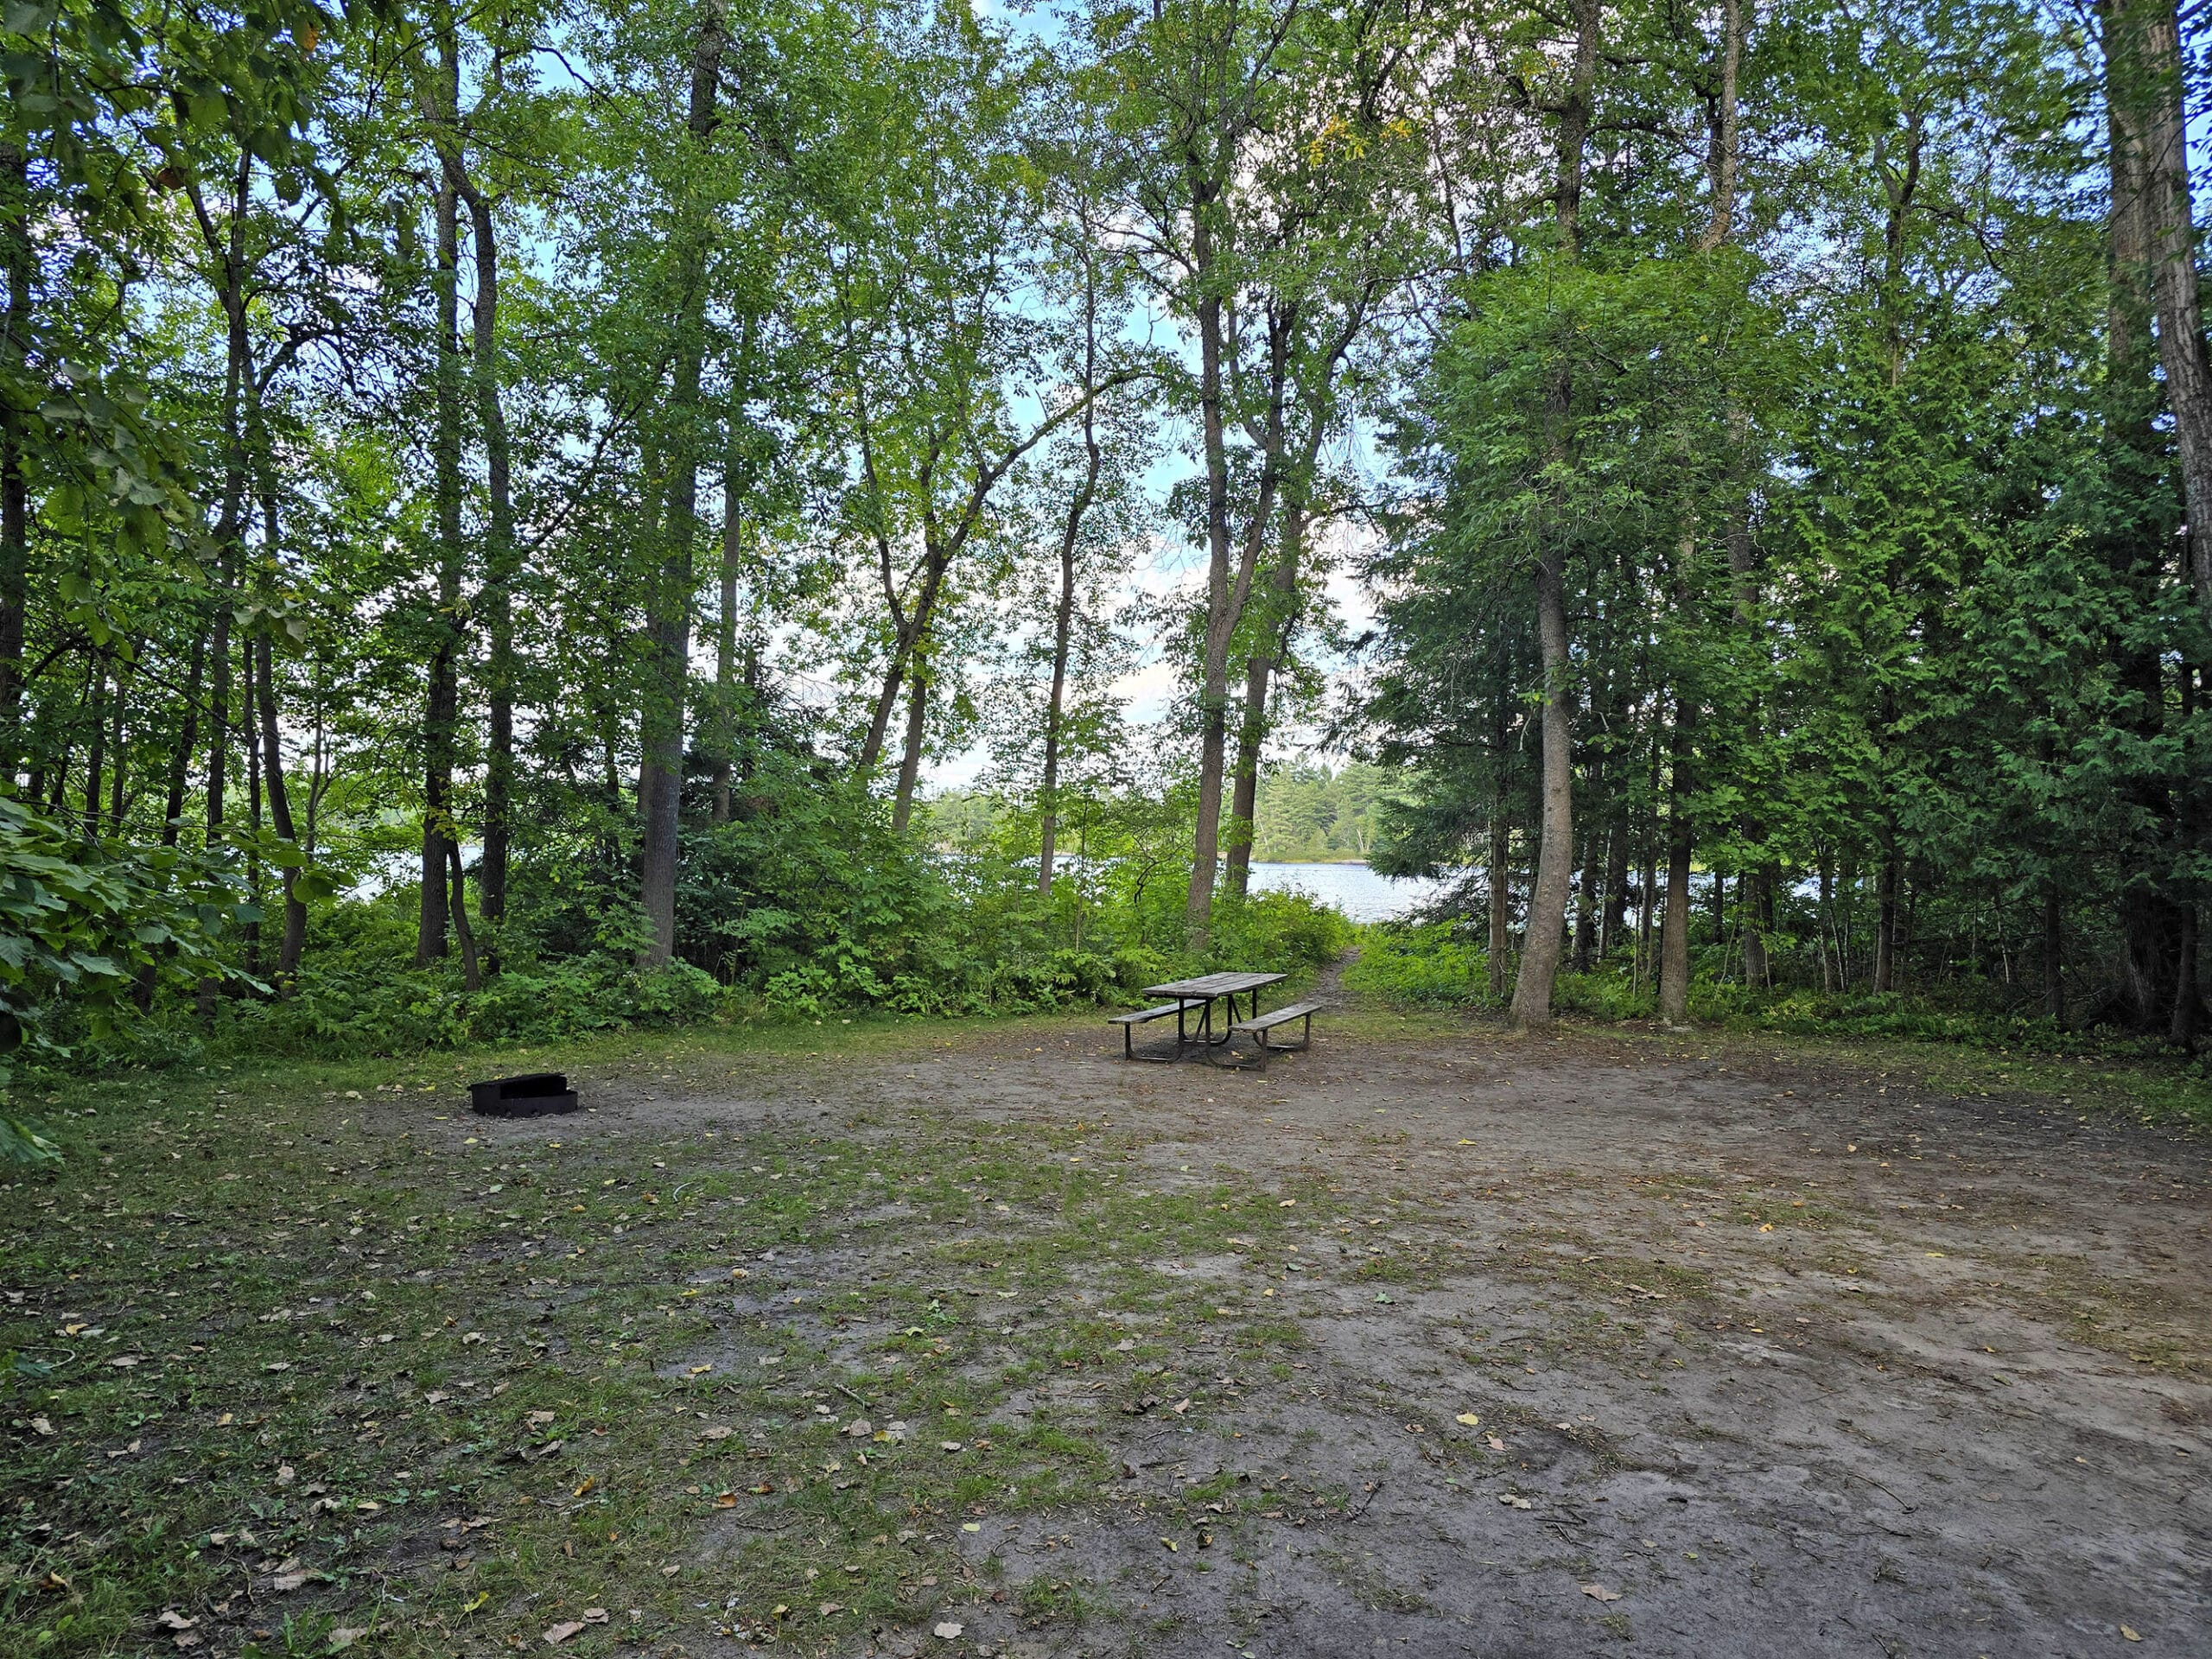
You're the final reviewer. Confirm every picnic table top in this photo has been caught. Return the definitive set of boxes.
[1143,970,1287,998]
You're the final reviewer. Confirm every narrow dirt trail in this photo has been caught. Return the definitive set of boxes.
[568,1004,2211,1656]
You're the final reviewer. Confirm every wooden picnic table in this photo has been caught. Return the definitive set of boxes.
[1142,970,1287,1048]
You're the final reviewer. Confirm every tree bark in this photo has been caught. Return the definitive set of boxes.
[419,147,463,966]
[463,180,516,931]
[0,142,28,772]
[1601,801,1629,956]
[1873,842,1900,993]
[892,657,927,833]
[713,442,742,826]
[1820,852,1838,992]
[105,652,127,828]
[2037,886,2062,1020]
[256,632,306,985]
[1657,709,1694,1025]
[194,155,255,868]
[1224,502,1305,902]
[447,836,482,993]
[1185,222,1236,945]
[637,1,727,967]
[2175,660,2201,1046]
[1511,0,1599,1025]
[1486,801,1510,1001]
[1038,388,1101,896]
[1513,543,1577,1025]
[1223,302,1366,902]
[81,655,105,833]
[1695,0,1742,255]
[159,634,204,850]
[2121,0,2212,620]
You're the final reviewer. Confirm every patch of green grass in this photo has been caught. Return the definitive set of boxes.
[0,1024,1402,1657]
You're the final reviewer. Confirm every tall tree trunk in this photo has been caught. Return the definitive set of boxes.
[464,181,516,933]
[244,637,262,974]
[207,600,232,849]
[713,435,742,825]
[1038,385,1101,896]
[638,2,726,966]
[105,653,127,827]
[447,836,482,993]
[1873,839,1900,993]
[2119,0,2212,620]
[1657,710,1694,1026]
[1514,544,1577,1025]
[1512,0,1599,1025]
[419,151,463,966]
[1224,499,1307,902]
[256,633,307,985]
[1486,804,1510,1001]
[199,162,253,865]
[0,142,28,772]
[1819,852,1838,992]
[81,655,105,833]
[160,636,203,849]
[2041,883,2063,1022]
[892,652,927,833]
[2175,661,2201,1046]
[1185,212,1236,946]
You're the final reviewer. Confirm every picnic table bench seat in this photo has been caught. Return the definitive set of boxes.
[1109,1002,1186,1060]
[1230,1000,1322,1053]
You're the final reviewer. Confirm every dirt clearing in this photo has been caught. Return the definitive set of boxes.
[4,1009,2207,1657]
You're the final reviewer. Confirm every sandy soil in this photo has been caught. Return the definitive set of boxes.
[537,1006,2212,1657]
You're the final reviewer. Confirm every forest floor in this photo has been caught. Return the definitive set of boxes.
[4,984,2210,1659]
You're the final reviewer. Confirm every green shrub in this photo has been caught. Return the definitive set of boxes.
[1342,921,1489,1006]
[1209,889,1357,974]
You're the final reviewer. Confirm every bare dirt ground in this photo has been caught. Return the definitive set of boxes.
[557,996,2212,1658]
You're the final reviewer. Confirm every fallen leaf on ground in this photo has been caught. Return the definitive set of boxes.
[328,1628,370,1651]
[581,1609,608,1624]
[156,1611,196,1630]
[1455,1413,1479,1427]
[542,1621,583,1645]
[1580,1583,1622,1602]
[933,1622,963,1639]
[29,1416,53,1435]
[2121,1628,2141,1643]
[526,1410,555,1427]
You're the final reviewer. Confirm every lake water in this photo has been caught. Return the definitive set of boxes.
[1246,861,1452,924]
